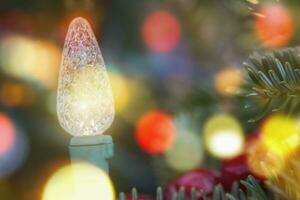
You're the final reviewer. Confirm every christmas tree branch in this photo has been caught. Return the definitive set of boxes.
[120,175,269,200]
[243,48,300,121]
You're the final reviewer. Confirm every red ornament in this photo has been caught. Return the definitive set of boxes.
[255,3,294,48]
[218,154,253,191]
[135,110,175,155]
[126,194,154,200]
[142,11,181,53]
[164,169,219,199]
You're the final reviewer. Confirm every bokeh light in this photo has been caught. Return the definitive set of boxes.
[0,82,35,107]
[0,114,15,155]
[142,11,181,53]
[0,35,61,89]
[165,132,203,172]
[203,114,245,159]
[214,67,244,96]
[255,3,294,48]
[246,137,283,178]
[135,110,175,154]
[42,162,115,200]
[260,114,300,157]
[109,71,131,113]
[0,113,28,177]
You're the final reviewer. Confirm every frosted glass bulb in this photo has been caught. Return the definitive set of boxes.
[57,17,114,137]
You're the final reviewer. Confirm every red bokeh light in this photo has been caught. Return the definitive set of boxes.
[255,4,294,48]
[142,11,181,53]
[135,110,175,155]
[0,113,15,155]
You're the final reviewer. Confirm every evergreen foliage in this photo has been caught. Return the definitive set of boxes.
[243,48,300,121]
[119,176,275,200]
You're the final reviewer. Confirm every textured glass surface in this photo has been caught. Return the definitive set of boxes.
[57,17,114,136]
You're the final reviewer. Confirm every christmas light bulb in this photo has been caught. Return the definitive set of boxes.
[57,17,114,137]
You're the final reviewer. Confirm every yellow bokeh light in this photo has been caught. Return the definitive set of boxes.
[32,40,61,88]
[0,35,34,78]
[261,114,300,157]
[0,35,61,89]
[109,72,131,113]
[214,67,244,96]
[203,114,245,159]
[42,162,115,200]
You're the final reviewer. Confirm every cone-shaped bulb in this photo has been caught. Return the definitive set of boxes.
[57,17,114,137]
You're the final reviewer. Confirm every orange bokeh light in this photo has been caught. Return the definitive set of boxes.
[214,67,244,96]
[135,110,175,154]
[246,137,283,178]
[255,3,294,48]
[0,113,15,155]
[142,11,181,53]
[0,82,35,107]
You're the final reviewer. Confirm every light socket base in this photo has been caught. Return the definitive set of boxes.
[69,135,114,173]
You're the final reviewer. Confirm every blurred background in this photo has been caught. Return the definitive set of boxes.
[0,0,300,199]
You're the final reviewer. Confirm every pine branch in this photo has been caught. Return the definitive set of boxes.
[243,47,300,121]
[120,175,270,200]
[241,176,268,200]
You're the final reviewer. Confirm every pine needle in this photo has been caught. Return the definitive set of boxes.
[243,47,300,121]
